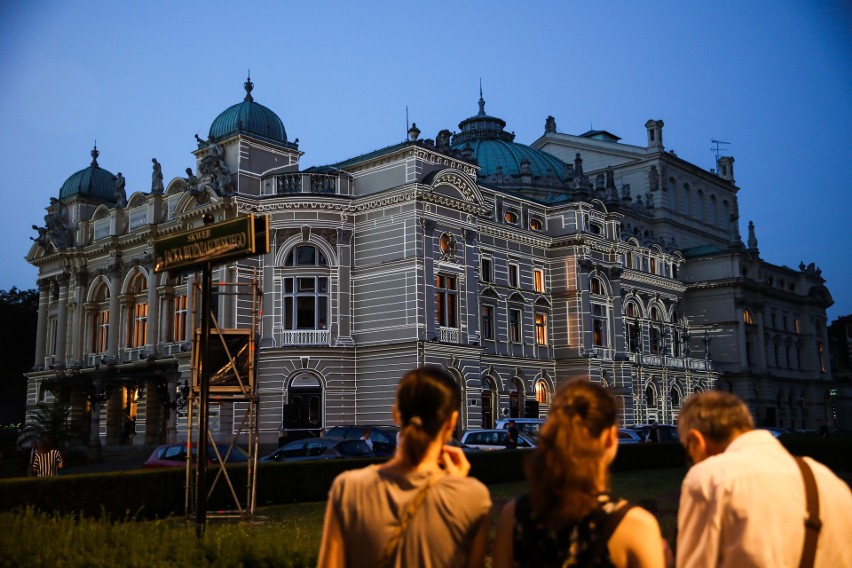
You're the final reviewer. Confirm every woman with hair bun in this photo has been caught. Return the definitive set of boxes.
[318,365,491,568]
[493,379,666,568]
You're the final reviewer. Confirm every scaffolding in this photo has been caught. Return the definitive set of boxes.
[183,267,262,521]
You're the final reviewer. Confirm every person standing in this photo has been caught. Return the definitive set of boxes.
[493,379,666,568]
[32,436,63,477]
[677,391,852,568]
[360,427,374,452]
[505,419,519,449]
[318,366,491,567]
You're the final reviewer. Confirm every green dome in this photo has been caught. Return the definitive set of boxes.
[59,146,116,201]
[451,95,567,181]
[209,78,288,144]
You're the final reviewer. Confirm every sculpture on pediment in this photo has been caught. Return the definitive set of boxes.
[185,167,209,204]
[196,134,234,197]
[151,158,164,194]
[113,172,127,207]
[544,115,556,133]
[33,197,72,249]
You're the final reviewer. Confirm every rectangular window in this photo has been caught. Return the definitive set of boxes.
[436,275,458,328]
[481,305,494,340]
[535,313,547,345]
[509,263,519,288]
[173,295,188,342]
[481,256,493,283]
[795,319,800,334]
[533,268,545,293]
[509,309,522,343]
[132,303,148,348]
[95,310,109,353]
[284,276,329,330]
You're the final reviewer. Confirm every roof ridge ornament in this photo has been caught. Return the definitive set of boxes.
[91,142,100,168]
[244,71,254,102]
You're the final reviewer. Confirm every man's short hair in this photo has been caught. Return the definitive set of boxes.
[678,390,754,444]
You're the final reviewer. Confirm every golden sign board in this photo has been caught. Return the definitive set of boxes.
[154,215,269,273]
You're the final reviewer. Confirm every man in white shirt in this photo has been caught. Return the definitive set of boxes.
[677,391,852,568]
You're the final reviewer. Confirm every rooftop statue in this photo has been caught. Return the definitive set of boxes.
[33,198,72,249]
[113,172,127,207]
[151,159,164,194]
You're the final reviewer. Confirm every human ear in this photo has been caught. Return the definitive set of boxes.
[686,429,707,464]
[443,411,459,441]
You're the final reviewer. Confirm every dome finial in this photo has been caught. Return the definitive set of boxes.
[244,71,254,102]
[478,78,485,116]
[91,141,99,167]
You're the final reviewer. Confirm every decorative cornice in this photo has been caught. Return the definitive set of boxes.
[479,224,551,248]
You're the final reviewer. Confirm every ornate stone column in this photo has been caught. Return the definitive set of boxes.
[55,276,69,367]
[335,228,354,346]
[462,228,479,345]
[421,218,436,341]
[146,266,159,352]
[184,273,195,342]
[107,268,122,359]
[70,270,88,365]
[33,279,51,369]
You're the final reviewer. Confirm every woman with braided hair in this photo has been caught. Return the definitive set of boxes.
[318,365,491,568]
[493,379,667,568]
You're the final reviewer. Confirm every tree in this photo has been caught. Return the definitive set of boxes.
[0,287,38,424]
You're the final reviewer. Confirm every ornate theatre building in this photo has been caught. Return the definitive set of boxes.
[24,79,839,453]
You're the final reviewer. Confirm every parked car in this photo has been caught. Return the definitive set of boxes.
[627,424,679,443]
[260,437,373,462]
[495,418,546,437]
[143,443,250,469]
[460,429,537,450]
[323,425,399,456]
[617,428,643,444]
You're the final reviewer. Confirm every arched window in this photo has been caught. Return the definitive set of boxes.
[696,190,705,222]
[504,210,518,224]
[681,183,691,215]
[535,381,549,404]
[125,273,148,348]
[90,282,110,355]
[509,379,524,418]
[529,218,543,231]
[670,386,681,407]
[743,309,754,324]
[645,385,656,407]
[667,178,677,210]
[722,200,731,229]
[709,195,718,225]
[481,378,497,428]
[590,277,602,295]
[280,245,330,342]
[285,374,323,431]
[285,245,327,266]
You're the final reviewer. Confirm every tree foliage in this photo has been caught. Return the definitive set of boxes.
[0,287,38,424]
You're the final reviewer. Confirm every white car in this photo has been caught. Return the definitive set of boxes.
[461,429,537,450]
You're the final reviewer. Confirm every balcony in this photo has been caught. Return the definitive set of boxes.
[439,327,460,344]
[161,342,187,356]
[121,347,146,363]
[588,347,614,361]
[275,173,353,196]
[86,353,106,367]
[631,352,713,372]
[275,329,331,347]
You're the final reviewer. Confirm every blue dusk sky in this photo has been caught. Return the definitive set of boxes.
[1,1,850,319]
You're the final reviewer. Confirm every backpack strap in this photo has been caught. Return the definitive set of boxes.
[793,456,822,568]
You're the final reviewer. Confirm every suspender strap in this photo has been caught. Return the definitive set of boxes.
[793,456,822,568]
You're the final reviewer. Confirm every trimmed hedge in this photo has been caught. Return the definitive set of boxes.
[3,436,846,519]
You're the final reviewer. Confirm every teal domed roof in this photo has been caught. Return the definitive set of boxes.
[209,78,288,144]
[59,146,116,201]
[451,94,567,182]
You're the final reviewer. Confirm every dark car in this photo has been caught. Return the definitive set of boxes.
[618,428,643,445]
[143,443,250,469]
[260,437,373,462]
[627,424,679,443]
[323,425,399,456]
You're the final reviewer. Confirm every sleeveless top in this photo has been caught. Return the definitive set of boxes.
[329,464,491,568]
[511,492,634,568]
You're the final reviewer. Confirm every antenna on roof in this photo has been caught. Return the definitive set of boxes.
[711,139,731,171]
